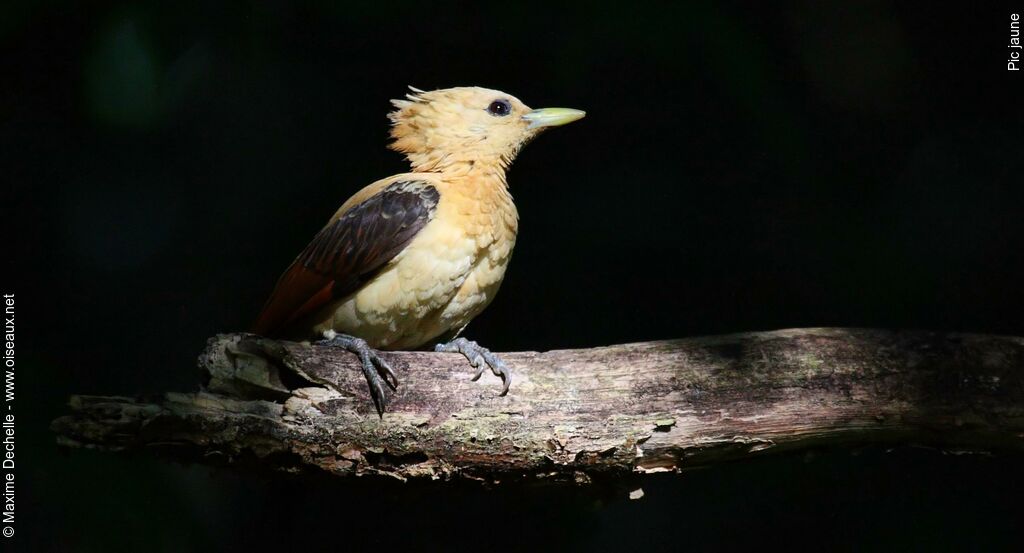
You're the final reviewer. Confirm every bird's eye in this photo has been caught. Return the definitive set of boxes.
[486,99,512,117]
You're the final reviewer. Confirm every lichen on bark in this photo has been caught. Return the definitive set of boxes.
[52,329,1024,483]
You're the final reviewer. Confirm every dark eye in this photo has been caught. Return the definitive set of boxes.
[486,99,512,117]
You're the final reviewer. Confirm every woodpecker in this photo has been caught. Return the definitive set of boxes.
[252,86,585,415]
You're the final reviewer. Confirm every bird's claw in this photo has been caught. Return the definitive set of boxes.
[318,333,397,417]
[435,337,511,395]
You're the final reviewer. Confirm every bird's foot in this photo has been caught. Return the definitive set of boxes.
[434,337,511,395]
[317,330,397,417]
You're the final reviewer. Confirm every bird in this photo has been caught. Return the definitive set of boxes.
[252,86,585,416]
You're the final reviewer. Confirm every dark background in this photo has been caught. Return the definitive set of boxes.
[4,1,1024,551]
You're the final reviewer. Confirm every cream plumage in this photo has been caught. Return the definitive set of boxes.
[253,86,584,415]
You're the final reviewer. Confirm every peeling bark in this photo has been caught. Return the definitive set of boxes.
[51,329,1024,483]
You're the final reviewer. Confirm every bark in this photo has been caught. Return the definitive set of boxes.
[51,329,1024,483]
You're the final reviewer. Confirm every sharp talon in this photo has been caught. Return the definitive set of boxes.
[376,357,399,390]
[369,375,387,417]
[471,365,486,381]
[434,338,513,396]
[318,333,397,416]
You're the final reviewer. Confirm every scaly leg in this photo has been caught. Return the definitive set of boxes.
[318,330,397,417]
[434,337,511,395]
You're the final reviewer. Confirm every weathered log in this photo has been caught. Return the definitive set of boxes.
[51,329,1024,483]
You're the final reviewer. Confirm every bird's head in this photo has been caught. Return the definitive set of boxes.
[388,86,585,173]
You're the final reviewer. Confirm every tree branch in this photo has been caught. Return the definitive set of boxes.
[51,329,1024,483]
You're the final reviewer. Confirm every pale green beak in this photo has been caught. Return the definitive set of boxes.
[522,107,586,129]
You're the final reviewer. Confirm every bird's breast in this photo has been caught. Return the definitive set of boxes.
[317,177,518,349]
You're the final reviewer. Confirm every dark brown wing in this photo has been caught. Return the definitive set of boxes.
[252,180,440,337]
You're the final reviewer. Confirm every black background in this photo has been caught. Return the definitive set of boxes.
[4,1,1024,551]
